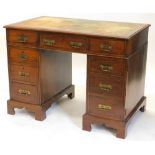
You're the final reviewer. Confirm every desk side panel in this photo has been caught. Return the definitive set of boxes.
[40,50,72,104]
[125,30,148,118]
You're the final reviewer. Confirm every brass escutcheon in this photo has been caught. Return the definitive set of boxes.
[70,41,83,48]
[19,53,28,60]
[18,71,29,77]
[100,64,113,72]
[100,44,112,52]
[17,35,28,43]
[18,89,31,95]
[98,104,112,110]
[43,39,55,46]
[99,83,112,91]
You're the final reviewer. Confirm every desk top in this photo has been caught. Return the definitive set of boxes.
[4,16,150,39]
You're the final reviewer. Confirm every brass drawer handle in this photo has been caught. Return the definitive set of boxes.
[100,44,112,52]
[98,104,112,110]
[43,39,55,46]
[70,41,83,48]
[17,35,28,43]
[18,71,29,77]
[100,64,113,72]
[19,53,28,60]
[99,83,112,91]
[18,89,31,95]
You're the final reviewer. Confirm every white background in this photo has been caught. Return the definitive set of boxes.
[0,1,155,155]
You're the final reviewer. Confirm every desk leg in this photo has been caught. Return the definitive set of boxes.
[67,85,75,99]
[116,126,126,139]
[35,108,46,121]
[83,114,92,131]
[7,101,15,115]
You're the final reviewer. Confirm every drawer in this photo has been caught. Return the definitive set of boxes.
[10,65,38,84]
[7,29,38,47]
[88,95,124,120]
[88,56,125,76]
[9,47,39,67]
[88,74,124,98]
[10,82,38,104]
[63,35,87,53]
[40,33,63,49]
[89,38,125,55]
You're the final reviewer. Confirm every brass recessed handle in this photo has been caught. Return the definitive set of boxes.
[98,104,112,110]
[17,35,28,43]
[100,64,113,72]
[19,53,28,60]
[70,41,83,48]
[100,44,112,52]
[43,39,55,46]
[99,83,112,92]
[18,71,29,77]
[18,89,30,95]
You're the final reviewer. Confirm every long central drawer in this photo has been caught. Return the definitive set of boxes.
[40,32,87,53]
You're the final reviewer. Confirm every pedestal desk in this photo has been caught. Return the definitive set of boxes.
[4,16,150,138]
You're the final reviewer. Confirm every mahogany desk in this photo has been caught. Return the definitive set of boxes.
[4,16,150,138]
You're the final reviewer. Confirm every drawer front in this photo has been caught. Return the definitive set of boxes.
[9,47,39,67]
[88,74,124,98]
[89,38,125,55]
[88,56,125,76]
[10,82,38,104]
[7,30,38,47]
[63,35,87,53]
[88,95,124,120]
[10,65,38,84]
[40,33,63,49]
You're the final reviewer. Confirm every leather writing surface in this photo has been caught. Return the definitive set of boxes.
[4,16,149,39]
